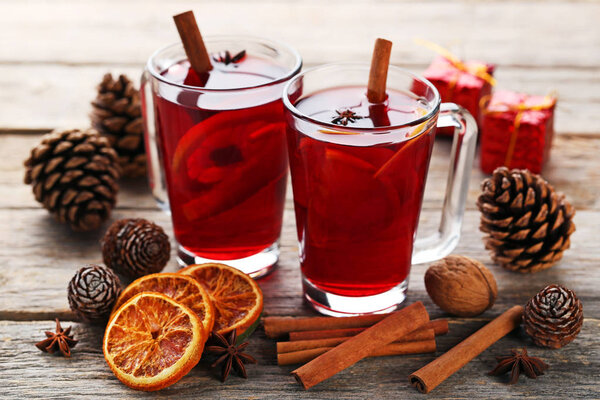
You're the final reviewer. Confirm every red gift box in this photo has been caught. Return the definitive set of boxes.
[480,90,556,174]
[424,56,495,130]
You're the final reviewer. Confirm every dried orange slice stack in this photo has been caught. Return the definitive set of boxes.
[103,292,206,391]
[103,264,263,391]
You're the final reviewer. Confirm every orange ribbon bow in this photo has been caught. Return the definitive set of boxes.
[415,38,497,87]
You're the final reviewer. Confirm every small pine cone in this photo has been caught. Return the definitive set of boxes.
[91,73,146,178]
[477,167,576,273]
[24,129,120,231]
[101,218,170,279]
[523,284,583,348]
[68,265,121,324]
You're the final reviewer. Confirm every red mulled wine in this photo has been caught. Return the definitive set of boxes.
[286,86,436,297]
[152,55,289,262]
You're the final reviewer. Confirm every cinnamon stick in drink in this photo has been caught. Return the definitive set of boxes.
[292,301,429,390]
[367,38,392,126]
[287,319,448,341]
[409,305,523,394]
[279,339,436,366]
[367,38,393,103]
[279,329,435,354]
[173,11,212,74]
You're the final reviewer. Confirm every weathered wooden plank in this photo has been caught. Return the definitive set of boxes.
[0,65,598,134]
[1,0,599,68]
[0,207,597,320]
[0,0,599,133]
[1,130,598,319]
[3,133,600,211]
[0,318,597,398]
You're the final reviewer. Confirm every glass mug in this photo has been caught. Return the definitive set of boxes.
[141,36,302,278]
[283,64,477,315]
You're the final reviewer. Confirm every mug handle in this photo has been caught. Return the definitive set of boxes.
[412,102,478,264]
[140,70,170,212]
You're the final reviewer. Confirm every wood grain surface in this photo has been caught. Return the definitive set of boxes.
[0,0,598,398]
[0,1,599,134]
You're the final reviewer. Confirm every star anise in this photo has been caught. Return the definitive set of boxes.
[35,319,78,357]
[205,330,257,382]
[212,50,246,66]
[331,109,364,126]
[488,348,548,384]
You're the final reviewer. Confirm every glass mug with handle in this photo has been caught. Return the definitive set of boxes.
[283,63,477,315]
[141,36,302,278]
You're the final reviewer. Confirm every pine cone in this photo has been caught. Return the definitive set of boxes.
[91,73,146,178]
[24,129,120,232]
[68,265,121,324]
[523,284,583,348]
[477,167,576,273]
[101,218,170,279]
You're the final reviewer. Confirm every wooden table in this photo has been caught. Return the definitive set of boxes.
[1,1,598,398]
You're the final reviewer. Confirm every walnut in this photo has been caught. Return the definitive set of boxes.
[424,255,498,317]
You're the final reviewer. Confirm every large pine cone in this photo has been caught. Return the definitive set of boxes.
[477,167,575,273]
[523,284,583,348]
[91,73,146,178]
[68,265,121,324]
[101,218,170,279]
[24,129,120,231]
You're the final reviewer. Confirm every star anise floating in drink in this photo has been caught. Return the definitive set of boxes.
[212,50,246,66]
[35,319,78,357]
[331,109,364,126]
[205,330,257,382]
[488,348,548,384]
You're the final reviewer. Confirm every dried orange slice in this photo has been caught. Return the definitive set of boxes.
[103,292,206,391]
[179,263,263,336]
[112,273,215,335]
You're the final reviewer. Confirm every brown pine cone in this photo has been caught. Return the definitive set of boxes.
[24,129,120,231]
[68,265,121,324]
[477,167,576,273]
[91,73,146,178]
[101,218,170,279]
[523,284,583,349]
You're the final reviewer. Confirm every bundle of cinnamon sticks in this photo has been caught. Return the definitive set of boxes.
[267,314,448,366]
[264,302,438,389]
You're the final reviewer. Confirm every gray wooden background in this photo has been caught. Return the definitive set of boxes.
[0,1,598,398]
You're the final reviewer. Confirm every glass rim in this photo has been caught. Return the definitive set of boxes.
[146,35,303,93]
[282,62,441,133]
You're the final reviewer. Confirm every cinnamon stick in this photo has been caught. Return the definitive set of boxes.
[173,10,212,74]
[264,313,389,339]
[409,305,523,394]
[279,328,435,354]
[291,301,429,390]
[367,38,392,103]
[288,327,366,341]
[279,339,436,366]
[288,319,449,341]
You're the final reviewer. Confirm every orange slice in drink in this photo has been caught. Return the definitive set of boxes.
[179,121,287,222]
[103,292,206,391]
[112,273,215,335]
[179,263,263,337]
[305,147,400,246]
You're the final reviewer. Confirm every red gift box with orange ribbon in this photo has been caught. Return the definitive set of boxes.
[423,55,495,130]
[480,90,557,174]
